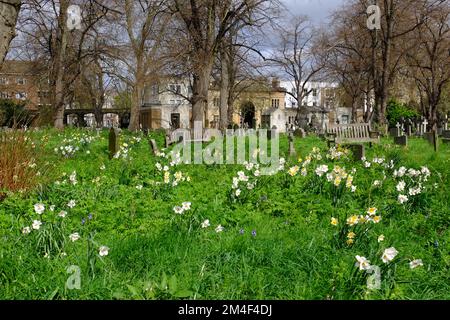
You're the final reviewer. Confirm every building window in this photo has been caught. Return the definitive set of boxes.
[313,102,317,107]
[151,85,159,96]
[312,89,318,97]
[303,89,308,96]
[16,92,27,100]
[169,99,176,105]
[170,113,180,129]
[1,92,9,99]
[169,84,181,94]
[271,99,280,108]
[341,115,349,124]
[213,97,220,107]
[0,78,8,85]
[16,78,26,85]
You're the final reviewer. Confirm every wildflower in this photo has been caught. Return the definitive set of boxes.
[174,171,183,181]
[164,172,170,184]
[32,220,42,230]
[398,194,408,204]
[330,217,338,226]
[288,166,300,177]
[58,211,67,218]
[215,225,224,233]
[235,189,241,197]
[201,219,210,228]
[81,218,86,225]
[315,165,329,177]
[155,163,162,171]
[22,226,31,234]
[163,166,169,172]
[346,239,354,245]
[346,175,353,188]
[100,164,106,170]
[333,176,342,186]
[367,207,377,216]
[301,168,307,176]
[378,235,385,242]
[279,158,286,166]
[34,203,45,215]
[409,259,424,269]
[88,214,93,220]
[351,186,357,193]
[186,176,191,182]
[382,247,399,263]
[247,183,255,190]
[347,215,359,226]
[69,171,77,185]
[355,255,371,271]
[364,161,371,168]
[239,228,245,235]
[69,233,80,242]
[254,170,260,177]
[99,246,109,257]
[182,202,191,211]
[136,185,143,190]
[347,232,356,239]
[67,200,76,209]
[396,181,406,192]
[372,216,382,224]
[373,180,381,187]
[252,230,257,237]
[237,171,249,182]
[173,206,184,214]
[49,205,55,212]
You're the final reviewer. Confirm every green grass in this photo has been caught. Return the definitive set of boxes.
[0,128,449,300]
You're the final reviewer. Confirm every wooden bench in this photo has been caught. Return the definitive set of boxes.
[326,123,380,147]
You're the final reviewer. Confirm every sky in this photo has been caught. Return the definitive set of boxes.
[281,0,345,25]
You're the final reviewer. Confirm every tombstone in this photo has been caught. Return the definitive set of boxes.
[348,144,365,162]
[441,130,450,144]
[288,131,296,157]
[406,119,413,136]
[389,127,398,138]
[108,127,119,159]
[422,119,429,135]
[149,139,159,156]
[395,122,402,136]
[394,135,408,147]
[423,131,438,152]
[294,128,306,138]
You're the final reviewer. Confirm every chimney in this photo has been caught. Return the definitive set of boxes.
[272,77,280,89]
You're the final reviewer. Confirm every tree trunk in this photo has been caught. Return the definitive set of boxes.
[129,74,144,131]
[219,45,230,130]
[52,0,69,129]
[0,1,21,69]
[192,63,213,127]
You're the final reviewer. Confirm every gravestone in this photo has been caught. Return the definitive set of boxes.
[394,135,408,147]
[348,144,365,162]
[389,127,398,137]
[149,139,159,156]
[109,127,119,159]
[288,132,296,157]
[442,130,450,144]
[294,128,306,138]
[423,131,438,151]
[406,119,413,136]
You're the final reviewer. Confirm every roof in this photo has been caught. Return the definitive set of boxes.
[0,60,42,75]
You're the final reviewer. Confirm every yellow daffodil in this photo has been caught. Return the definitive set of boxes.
[347,232,356,239]
[331,217,338,226]
[347,215,359,226]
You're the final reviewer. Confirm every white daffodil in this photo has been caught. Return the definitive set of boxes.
[215,225,224,233]
[100,164,106,170]
[136,185,143,190]
[49,205,55,212]
[67,200,76,208]
[398,194,408,204]
[69,233,80,242]
[32,220,42,230]
[409,259,423,269]
[182,202,191,211]
[378,235,385,242]
[355,255,371,271]
[382,247,399,263]
[201,219,210,228]
[173,206,184,214]
[351,185,357,193]
[235,189,241,197]
[396,181,406,192]
[58,211,67,218]
[34,203,45,215]
[22,226,31,234]
[99,246,109,257]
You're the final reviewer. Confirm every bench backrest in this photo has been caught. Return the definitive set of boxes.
[327,123,372,139]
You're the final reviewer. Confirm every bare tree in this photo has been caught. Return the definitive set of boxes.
[271,16,325,124]
[167,0,279,126]
[404,0,450,129]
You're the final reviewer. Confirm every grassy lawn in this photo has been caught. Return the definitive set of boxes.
[0,128,449,300]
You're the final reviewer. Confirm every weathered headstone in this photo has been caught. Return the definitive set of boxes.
[348,144,365,161]
[396,122,402,136]
[109,127,119,159]
[441,130,450,144]
[294,128,306,138]
[423,130,438,151]
[149,139,159,156]
[406,119,413,136]
[288,132,296,157]
[389,127,398,137]
[394,135,408,147]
